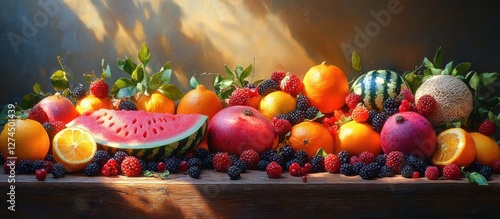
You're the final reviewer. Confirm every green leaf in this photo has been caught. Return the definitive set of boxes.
[150,70,170,90]
[101,59,112,79]
[223,64,234,79]
[315,148,328,157]
[433,47,442,68]
[351,51,362,72]
[469,72,480,92]
[138,43,151,67]
[136,82,147,95]
[117,57,137,75]
[431,68,442,75]
[131,64,145,83]
[239,64,252,81]
[83,73,97,83]
[33,83,43,95]
[20,93,42,109]
[161,61,171,71]
[116,86,136,99]
[189,74,201,89]
[479,72,499,87]
[157,84,184,100]
[488,111,496,122]
[216,78,234,90]
[452,62,471,76]
[466,172,489,186]
[442,61,453,75]
[482,97,500,109]
[111,77,136,98]
[50,70,69,91]
[218,89,233,99]
[423,57,434,69]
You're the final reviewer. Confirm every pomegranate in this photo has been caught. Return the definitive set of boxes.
[207,106,277,155]
[36,93,79,125]
[380,111,437,160]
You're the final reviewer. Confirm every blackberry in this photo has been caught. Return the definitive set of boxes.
[401,165,415,178]
[383,97,399,116]
[137,159,147,173]
[52,163,66,178]
[17,159,33,174]
[257,160,270,171]
[230,154,239,163]
[257,79,278,96]
[31,159,44,171]
[371,112,388,132]
[45,153,55,162]
[188,166,201,179]
[296,95,311,111]
[119,99,137,111]
[310,155,325,172]
[42,122,55,138]
[359,163,380,180]
[464,161,482,172]
[294,150,310,166]
[146,161,158,171]
[288,109,305,125]
[261,150,277,162]
[84,163,101,176]
[338,150,350,164]
[380,165,395,177]
[368,110,378,124]
[305,107,319,120]
[188,158,202,168]
[73,85,87,100]
[375,154,386,167]
[278,145,295,161]
[353,162,365,175]
[164,157,182,173]
[113,151,128,164]
[93,150,111,167]
[276,114,290,121]
[227,165,242,180]
[268,153,285,168]
[244,83,256,89]
[202,154,214,170]
[340,163,356,176]
[233,159,247,173]
[193,148,209,159]
[478,165,493,180]
[405,155,428,176]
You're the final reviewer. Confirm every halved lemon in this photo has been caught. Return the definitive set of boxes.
[52,127,97,172]
[432,128,476,168]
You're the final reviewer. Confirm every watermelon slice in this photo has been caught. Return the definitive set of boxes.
[66,109,207,161]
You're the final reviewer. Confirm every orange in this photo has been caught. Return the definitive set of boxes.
[136,91,175,114]
[76,94,113,114]
[303,61,349,113]
[288,121,334,158]
[258,91,296,120]
[334,121,381,156]
[249,95,262,110]
[176,84,223,122]
[432,128,476,168]
[52,127,97,172]
[0,119,50,160]
[469,132,500,166]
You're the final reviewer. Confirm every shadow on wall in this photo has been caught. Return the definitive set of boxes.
[1,0,500,107]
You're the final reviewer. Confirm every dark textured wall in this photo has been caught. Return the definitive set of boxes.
[1,0,499,107]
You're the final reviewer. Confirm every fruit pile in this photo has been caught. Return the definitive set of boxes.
[1,46,500,185]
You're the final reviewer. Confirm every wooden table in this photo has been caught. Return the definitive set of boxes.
[1,171,499,218]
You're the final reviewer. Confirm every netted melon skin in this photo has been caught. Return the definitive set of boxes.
[415,75,473,126]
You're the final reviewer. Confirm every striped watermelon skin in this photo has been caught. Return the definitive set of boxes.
[350,70,409,111]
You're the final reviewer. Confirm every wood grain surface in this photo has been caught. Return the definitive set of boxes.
[0,171,499,218]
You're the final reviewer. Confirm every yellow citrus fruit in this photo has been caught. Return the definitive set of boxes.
[469,132,500,166]
[136,91,175,114]
[0,119,50,160]
[303,61,349,113]
[258,91,296,120]
[176,84,222,122]
[52,127,97,172]
[288,121,334,158]
[76,94,113,114]
[334,121,381,156]
[432,128,476,167]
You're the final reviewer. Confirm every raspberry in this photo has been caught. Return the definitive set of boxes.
[401,165,415,178]
[239,149,260,169]
[370,112,388,132]
[51,121,65,135]
[257,79,278,96]
[93,150,111,167]
[338,150,350,164]
[399,88,415,103]
[416,94,437,117]
[288,109,305,125]
[359,151,375,164]
[188,158,202,168]
[119,99,137,111]
[43,161,53,173]
[73,85,87,100]
[213,152,233,172]
[288,162,301,176]
[35,168,47,181]
[305,107,319,120]
[349,156,360,165]
[157,161,167,172]
[42,122,55,140]
[398,99,411,112]
[383,98,399,116]
[31,159,44,171]
[328,125,339,136]
[101,159,119,177]
[442,163,461,180]
[345,93,363,110]
[228,88,250,106]
[257,160,270,171]
[310,155,325,172]
[359,163,380,180]
[193,148,209,160]
[266,161,282,178]
[120,156,142,177]
[17,159,33,174]
[278,145,295,161]
[385,151,406,173]
[232,159,247,173]
[479,118,496,136]
[227,165,242,180]
[178,160,189,172]
[274,119,292,137]
[28,105,49,124]
[188,166,201,179]
[164,157,182,173]
[270,70,287,85]
[380,165,395,177]
[296,95,311,111]
[351,104,369,123]
[84,163,101,176]
[425,166,440,180]
[52,163,66,178]
[280,73,303,97]
[89,79,109,98]
[340,163,355,176]
[492,160,500,173]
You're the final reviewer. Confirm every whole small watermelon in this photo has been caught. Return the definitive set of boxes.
[350,70,409,111]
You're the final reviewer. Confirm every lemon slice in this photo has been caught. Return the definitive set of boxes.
[52,127,97,172]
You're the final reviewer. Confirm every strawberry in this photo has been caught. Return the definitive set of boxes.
[271,71,287,85]
[416,95,437,117]
[345,93,363,110]
[266,161,282,178]
[280,73,303,97]
[324,154,341,173]
[239,149,260,169]
[89,79,109,98]
[213,152,233,172]
[442,163,461,180]
[28,105,49,124]
[274,119,292,137]
[479,118,496,136]
[351,104,369,123]
[228,88,250,106]
[120,156,142,177]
